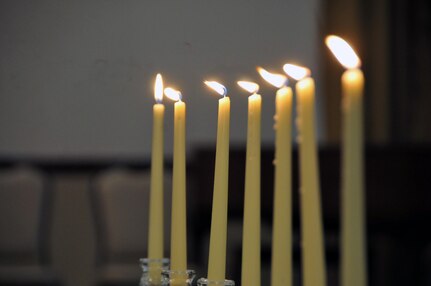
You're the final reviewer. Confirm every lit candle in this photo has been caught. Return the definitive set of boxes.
[257,67,293,286]
[148,73,165,260]
[204,81,230,282]
[164,87,187,273]
[283,64,327,286]
[237,81,261,286]
[326,35,366,286]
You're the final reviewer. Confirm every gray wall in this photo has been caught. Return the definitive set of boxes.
[0,0,322,159]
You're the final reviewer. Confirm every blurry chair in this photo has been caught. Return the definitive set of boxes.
[0,165,61,286]
[91,168,171,286]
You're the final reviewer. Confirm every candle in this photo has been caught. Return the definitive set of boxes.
[148,73,165,260]
[204,81,230,282]
[257,67,293,286]
[237,81,261,286]
[283,64,327,286]
[164,87,187,273]
[326,35,366,286]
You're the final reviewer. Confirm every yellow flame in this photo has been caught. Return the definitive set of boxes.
[325,35,361,69]
[283,63,311,81]
[257,67,287,88]
[237,81,259,94]
[154,73,163,102]
[164,87,182,101]
[204,81,227,96]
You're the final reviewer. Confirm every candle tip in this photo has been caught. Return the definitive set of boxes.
[204,80,227,97]
[164,87,182,102]
[154,73,163,103]
[237,81,259,94]
[325,35,361,69]
[257,67,288,88]
[283,63,311,81]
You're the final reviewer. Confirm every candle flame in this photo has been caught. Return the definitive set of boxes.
[283,64,311,80]
[237,81,259,94]
[154,73,163,103]
[164,87,182,101]
[325,35,361,69]
[257,67,288,88]
[204,81,227,97]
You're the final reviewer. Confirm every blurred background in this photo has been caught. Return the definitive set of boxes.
[0,0,430,286]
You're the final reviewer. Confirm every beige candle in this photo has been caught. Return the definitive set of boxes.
[284,64,327,286]
[204,81,230,282]
[148,74,165,260]
[164,87,187,273]
[326,35,367,286]
[257,67,293,286]
[238,81,261,286]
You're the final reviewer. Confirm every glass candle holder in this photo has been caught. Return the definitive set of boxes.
[197,278,235,286]
[161,269,196,286]
[139,258,170,286]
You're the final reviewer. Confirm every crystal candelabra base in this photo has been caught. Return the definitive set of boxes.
[161,269,196,286]
[197,277,235,286]
[139,258,169,286]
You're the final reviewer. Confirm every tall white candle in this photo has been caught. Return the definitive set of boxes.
[284,64,327,286]
[326,35,367,286]
[164,87,187,273]
[257,67,293,286]
[204,81,230,282]
[238,81,262,286]
[148,74,165,260]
